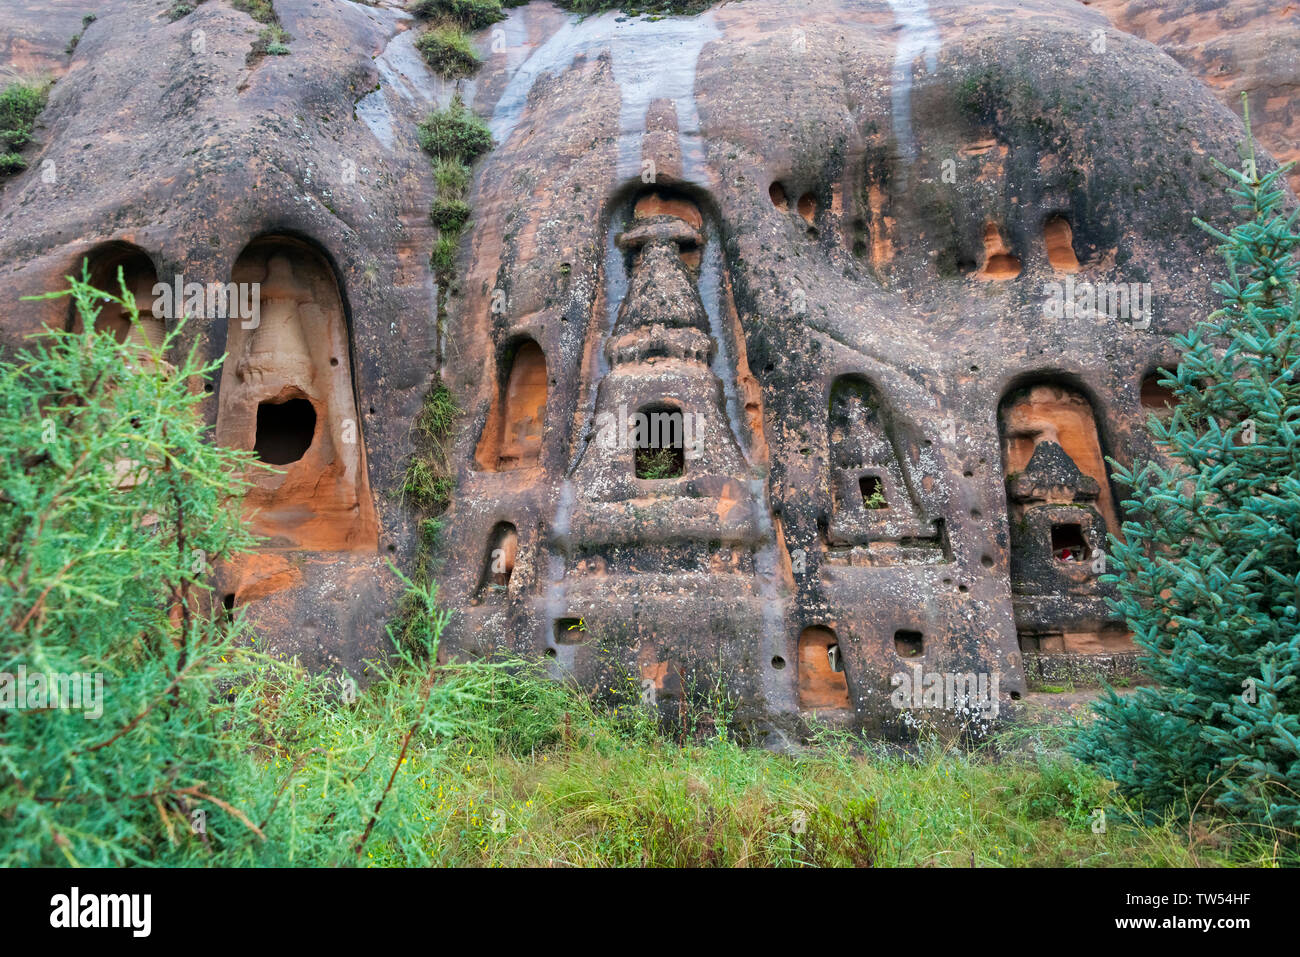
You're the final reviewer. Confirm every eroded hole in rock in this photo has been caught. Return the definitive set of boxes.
[797,192,817,223]
[476,338,547,471]
[254,396,316,465]
[221,593,236,622]
[1043,214,1079,271]
[634,404,685,479]
[1140,369,1177,417]
[1051,523,1086,561]
[798,625,850,710]
[976,223,1021,280]
[768,181,787,210]
[771,655,786,670]
[555,618,586,645]
[859,474,886,508]
[894,629,924,658]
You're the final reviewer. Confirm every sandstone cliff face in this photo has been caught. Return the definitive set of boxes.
[0,0,1291,742]
[1087,0,1300,195]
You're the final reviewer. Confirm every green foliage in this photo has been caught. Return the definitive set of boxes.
[430,234,461,282]
[0,268,263,863]
[1071,102,1300,836]
[0,153,26,175]
[550,0,723,15]
[0,81,48,158]
[417,96,493,164]
[634,445,682,479]
[0,274,561,865]
[430,196,471,232]
[432,157,471,198]
[232,0,277,23]
[415,26,480,78]
[402,378,460,516]
[409,0,504,30]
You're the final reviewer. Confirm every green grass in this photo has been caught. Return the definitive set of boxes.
[432,158,471,197]
[355,673,1287,866]
[416,26,481,78]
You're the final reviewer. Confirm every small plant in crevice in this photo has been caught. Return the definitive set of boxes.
[0,80,50,177]
[166,0,207,20]
[394,379,461,652]
[233,0,291,61]
[417,95,492,304]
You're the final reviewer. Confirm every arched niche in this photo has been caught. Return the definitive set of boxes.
[797,625,850,711]
[998,381,1119,533]
[1042,214,1080,272]
[70,243,164,350]
[215,235,377,551]
[1140,368,1177,420]
[474,521,518,602]
[475,338,547,471]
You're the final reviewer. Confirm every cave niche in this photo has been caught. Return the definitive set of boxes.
[215,236,377,551]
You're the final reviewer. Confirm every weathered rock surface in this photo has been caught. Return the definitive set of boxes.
[0,0,1293,741]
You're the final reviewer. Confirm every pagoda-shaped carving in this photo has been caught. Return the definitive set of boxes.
[561,192,766,557]
[1007,439,1118,647]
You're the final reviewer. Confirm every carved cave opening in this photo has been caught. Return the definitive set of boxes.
[894,629,924,658]
[859,474,886,509]
[475,521,518,601]
[476,338,547,471]
[72,244,164,350]
[1140,369,1177,417]
[977,223,1021,280]
[797,625,851,711]
[1043,214,1080,272]
[1000,381,1133,665]
[634,404,686,479]
[215,235,377,551]
[1050,522,1086,561]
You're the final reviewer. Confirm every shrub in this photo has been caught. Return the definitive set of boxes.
[417,96,492,163]
[409,0,504,30]
[430,196,471,231]
[430,234,462,281]
[0,81,47,154]
[415,26,480,78]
